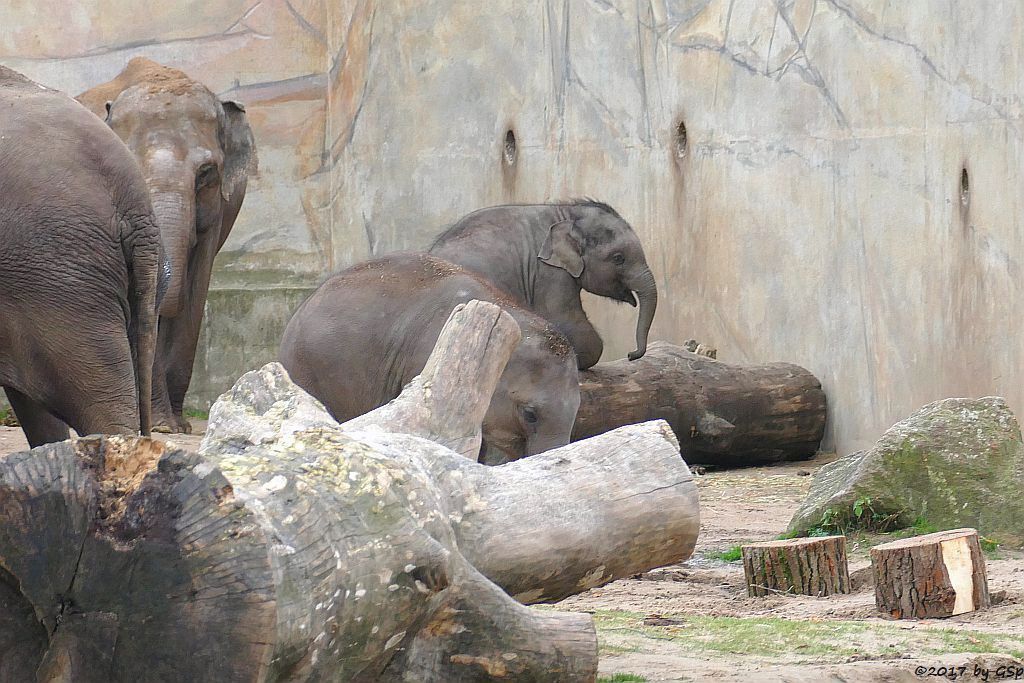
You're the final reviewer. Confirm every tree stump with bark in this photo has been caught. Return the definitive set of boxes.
[0,300,699,681]
[871,528,990,619]
[741,536,851,597]
[573,341,827,467]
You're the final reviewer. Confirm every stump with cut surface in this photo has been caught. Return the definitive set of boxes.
[871,528,990,619]
[573,341,826,467]
[0,300,699,681]
[742,536,851,597]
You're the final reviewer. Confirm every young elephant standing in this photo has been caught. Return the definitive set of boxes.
[429,200,658,370]
[0,66,160,446]
[279,254,581,463]
[77,58,257,434]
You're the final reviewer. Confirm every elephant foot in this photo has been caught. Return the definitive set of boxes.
[152,414,193,434]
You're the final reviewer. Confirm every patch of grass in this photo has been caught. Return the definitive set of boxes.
[0,407,18,427]
[775,529,801,540]
[598,675,647,683]
[705,545,743,562]
[590,609,1024,664]
[979,535,1002,558]
[184,407,209,420]
[888,516,939,540]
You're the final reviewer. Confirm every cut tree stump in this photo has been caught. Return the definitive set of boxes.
[573,341,826,467]
[741,536,850,597]
[871,528,991,619]
[0,300,699,681]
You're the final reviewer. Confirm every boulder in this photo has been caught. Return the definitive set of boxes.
[788,397,1024,546]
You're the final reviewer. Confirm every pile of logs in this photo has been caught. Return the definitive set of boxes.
[575,341,827,467]
[0,301,699,681]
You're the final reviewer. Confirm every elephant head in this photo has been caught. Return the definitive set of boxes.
[101,65,256,317]
[479,322,581,465]
[79,58,258,432]
[539,201,658,361]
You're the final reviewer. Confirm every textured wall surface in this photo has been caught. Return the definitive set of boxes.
[2,1,1022,454]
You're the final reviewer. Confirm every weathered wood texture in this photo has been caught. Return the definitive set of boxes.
[741,536,850,597]
[0,301,698,681]
[871,528,991,619]
[573,341,827,467]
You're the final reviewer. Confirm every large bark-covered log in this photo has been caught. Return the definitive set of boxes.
[742,536,850,597]
[0,301,698,681]
[573,341,827,466]
[871,528,991,619]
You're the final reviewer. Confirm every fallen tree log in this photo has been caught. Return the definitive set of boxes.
[573,341,827,467]
[0,301,698,681]
[871,528,990,619]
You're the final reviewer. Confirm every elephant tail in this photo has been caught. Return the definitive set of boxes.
[123,211,161,437]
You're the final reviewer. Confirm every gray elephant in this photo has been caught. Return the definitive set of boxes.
[279,253,580,463]
[429,200,658,370]
[77,58,257,434]
[0,66,160,446]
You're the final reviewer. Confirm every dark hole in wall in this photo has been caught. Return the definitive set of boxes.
[503,129,517,166]
[675,120,688,159]
[960,167,970,209]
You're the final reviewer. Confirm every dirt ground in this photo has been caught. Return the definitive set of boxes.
[2,428,1022,682]
[559,453,1024,682]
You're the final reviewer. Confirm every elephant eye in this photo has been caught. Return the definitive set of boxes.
[611,252,625,265]
[522,406,538,424]
[196,163,219,189]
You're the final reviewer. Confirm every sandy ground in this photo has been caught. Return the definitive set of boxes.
[2,427,1022,681]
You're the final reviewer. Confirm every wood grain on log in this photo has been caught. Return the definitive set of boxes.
[355,421,699,604]
[741,536,850,597]
[573,341,826,466]
[871,528,991,619]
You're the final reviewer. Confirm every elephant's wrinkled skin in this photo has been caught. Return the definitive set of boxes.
[77,58,257,434]
[279,254,581,463]
[0,66,160,446]
[430,200,658,370]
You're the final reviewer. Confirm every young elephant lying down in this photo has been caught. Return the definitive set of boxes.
[279,253,581,463]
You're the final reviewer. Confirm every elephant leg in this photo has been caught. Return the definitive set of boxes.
[158,251,216,434]
[3,387,70,448]
[561,316,604,370]
[47,324,140,438]
[151,319,188,434]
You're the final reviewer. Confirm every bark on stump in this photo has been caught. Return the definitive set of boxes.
[741,536,850,597]
[573,341,826,467]
[871,528,991,619]
[0,300,699,681]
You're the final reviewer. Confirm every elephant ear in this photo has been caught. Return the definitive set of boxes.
[538,219,584,278]
[219,100,258,203]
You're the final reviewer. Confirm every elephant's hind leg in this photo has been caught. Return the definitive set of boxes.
[3,387,70,448]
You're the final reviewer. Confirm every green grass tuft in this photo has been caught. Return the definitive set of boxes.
[705,545,743,562]
[184,407,209,420]
[598,675,648,683]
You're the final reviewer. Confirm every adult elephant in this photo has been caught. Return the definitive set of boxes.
[0,66,160,446]
[279,254,581,463]
[77,57,257,434]
[429,200,658,370]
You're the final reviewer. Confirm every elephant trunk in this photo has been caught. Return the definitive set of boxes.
[627,266,658,361]
[150,190,194,317]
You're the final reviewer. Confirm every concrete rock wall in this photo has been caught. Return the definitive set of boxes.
[2,1,1022,454]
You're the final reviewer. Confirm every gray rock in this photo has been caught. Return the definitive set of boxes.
[789,397,1024,547]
